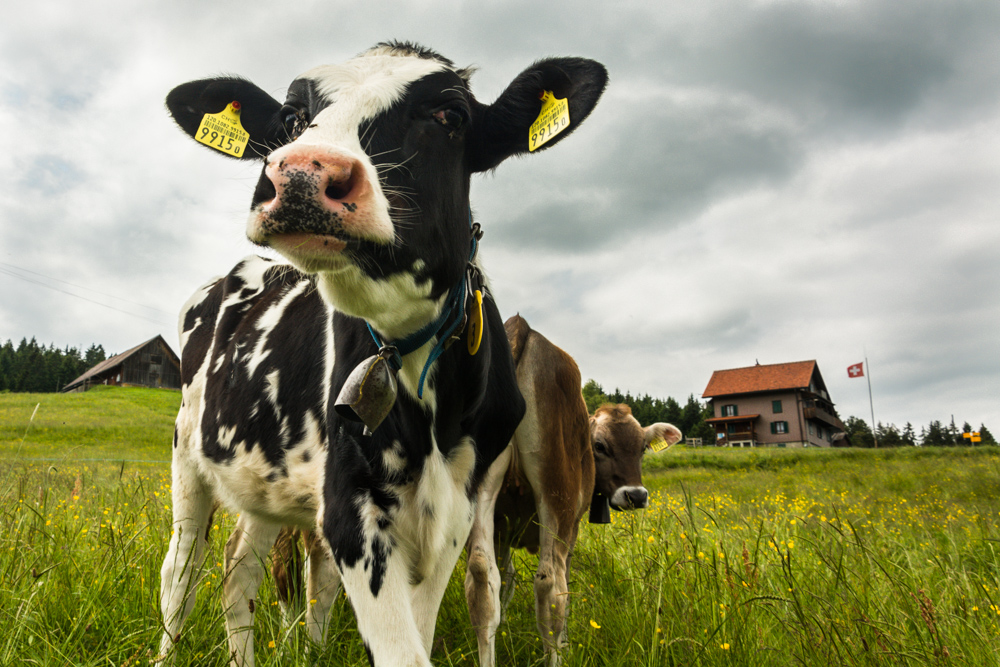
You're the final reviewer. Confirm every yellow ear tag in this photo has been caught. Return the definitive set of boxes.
[467,289,484,355]
[648,437,671,453]
[195,101,250,157]
[528,91,570,152]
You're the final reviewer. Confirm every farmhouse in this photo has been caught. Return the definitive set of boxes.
[702,360,847,448]
[61,335,180,392]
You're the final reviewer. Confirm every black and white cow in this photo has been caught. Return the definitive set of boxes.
[156,42,607,667]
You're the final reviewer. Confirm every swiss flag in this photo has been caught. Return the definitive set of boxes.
[847,362,864,378]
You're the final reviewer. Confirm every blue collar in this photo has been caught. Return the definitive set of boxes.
[365,215,482,399]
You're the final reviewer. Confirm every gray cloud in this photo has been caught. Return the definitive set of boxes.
[1,0,997,431]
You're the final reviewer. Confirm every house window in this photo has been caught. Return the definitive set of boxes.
[721,404,738,417]
[808,423,815,436]
[727,424,739,434]
[772,400,782,414]
[771,421,789,435]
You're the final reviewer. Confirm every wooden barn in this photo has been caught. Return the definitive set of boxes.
[62,335,181,392]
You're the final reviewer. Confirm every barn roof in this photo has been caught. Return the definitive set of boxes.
[702,360,818,398]
[62,335,178,391]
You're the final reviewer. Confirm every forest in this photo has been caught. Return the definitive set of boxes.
[0,337,107,393]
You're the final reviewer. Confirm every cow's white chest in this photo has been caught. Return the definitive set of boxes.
[389,437,477,581]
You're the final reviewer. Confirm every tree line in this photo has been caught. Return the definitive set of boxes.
[582,379,716,443]
[0,338,107,393]
[844,415,996,448]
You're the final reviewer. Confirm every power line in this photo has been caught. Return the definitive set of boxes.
[0,267,173,328]
[0,260,173,317]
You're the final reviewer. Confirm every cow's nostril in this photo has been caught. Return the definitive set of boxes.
[627,488,648,508]
[325,180,352,201]
[253,173,277,206]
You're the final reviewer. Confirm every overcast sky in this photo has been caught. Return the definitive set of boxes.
[2,0,997,432]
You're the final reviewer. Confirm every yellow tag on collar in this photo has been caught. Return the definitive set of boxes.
[648,437,670,453]
[528,91,570,152]
[195,102,250,158]
[467,289,484,355]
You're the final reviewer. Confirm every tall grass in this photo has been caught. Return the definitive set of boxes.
[2,388,999,665]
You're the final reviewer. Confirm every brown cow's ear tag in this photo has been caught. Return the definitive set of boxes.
[648,437,670,453]
[195,101,250,158]
[528,91,570,152]
[467,289,484,355]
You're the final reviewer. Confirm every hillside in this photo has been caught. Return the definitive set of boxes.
[0,386,180,461]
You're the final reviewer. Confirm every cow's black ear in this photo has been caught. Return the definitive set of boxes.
[166,77,283,160]
[467,58,607,173]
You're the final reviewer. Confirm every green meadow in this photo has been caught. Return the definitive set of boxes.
[0,386,180,461]
[2,387,999,665]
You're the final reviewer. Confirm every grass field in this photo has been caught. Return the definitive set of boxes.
[2,388,1000,665]
[0,386,180,461]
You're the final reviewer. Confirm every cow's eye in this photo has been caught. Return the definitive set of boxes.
[593,440,609,457]
[432,108,467,131]
[280,105,308,139]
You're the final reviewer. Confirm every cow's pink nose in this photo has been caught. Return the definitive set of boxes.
[316,157,358,202]
[260,150,366,212]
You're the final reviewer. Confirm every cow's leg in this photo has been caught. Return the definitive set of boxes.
[411,521,471,653]
[303,529,342,645]
[498,542,517,619]
[157,455,214,663]
[465,445,512,667]
[272,527,305,631]
[338,539,429,667]
[222,514,281,667]
[534,501,577,667]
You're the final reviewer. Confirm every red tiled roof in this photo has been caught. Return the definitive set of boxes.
[702,360,816,398]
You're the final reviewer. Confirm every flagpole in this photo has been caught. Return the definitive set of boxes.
[866,356,878,448]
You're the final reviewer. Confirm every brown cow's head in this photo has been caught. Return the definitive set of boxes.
[590,404,682,510]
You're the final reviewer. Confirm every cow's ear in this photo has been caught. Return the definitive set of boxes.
[644,423,683,450]
[467,58,608,173]
[166,77,284,160]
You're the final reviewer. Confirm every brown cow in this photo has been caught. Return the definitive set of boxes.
[271,316,681,666]
[464,316,682,667]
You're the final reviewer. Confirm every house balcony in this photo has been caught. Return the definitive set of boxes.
[803,405,846,431]
[706,414,760,446]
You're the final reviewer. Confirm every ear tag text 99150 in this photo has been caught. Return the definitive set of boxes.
[196,101,250,158]
[334,346,399,434]
[648,437,671,453]
[529,91,570,152]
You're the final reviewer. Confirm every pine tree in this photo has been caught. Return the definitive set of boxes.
[877,422,904,447]
[581,379,608,414]
[923,420,949,447]
[845,416,874,448]
[85,344,106,367]
[901,422,916,447]
[0,339,15,390]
